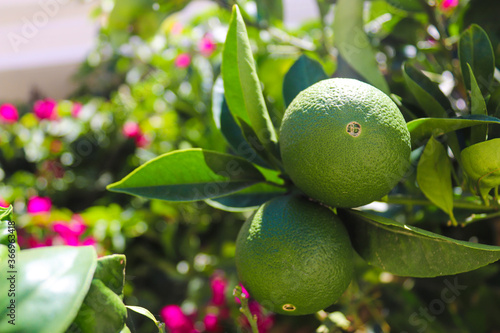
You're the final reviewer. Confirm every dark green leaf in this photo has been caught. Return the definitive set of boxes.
[407,115,500,148]
[403,63,451,118]
[222,5,279,160]
[334,0,389,94]
[212,77,269,167]
[68,279,127,333]
[385,0,424,12]
[459,24,495,94]
[467,64,488,144]
[461,138,500,204]
[339,209,500,277]
[283,54,328,107]
[205,182,287,212]
[0,246,97,333]
[107,148,266,202]
[417,137,456,224]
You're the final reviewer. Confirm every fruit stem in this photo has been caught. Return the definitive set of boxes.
[381,195,498,211]
[233,286,260,333]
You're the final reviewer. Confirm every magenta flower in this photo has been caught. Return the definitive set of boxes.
[27,235,53,248]
[175,53,191,68]
[160,305,198,333]
[0,198,9,208]
[71,102,82,118]
[235,284,250,304]
[199,36,217,57]
[33,99,58,120]
[0,104,19,123]
[27,196,52,214]
[248,301,275,333]
[440,0,458,10]
[52,215,95,247]
[122,121,141,138]
[203,313,223,333]
[210,273,228,306]
[134,134,150,148]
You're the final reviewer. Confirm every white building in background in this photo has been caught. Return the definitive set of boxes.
[0,0,318,103]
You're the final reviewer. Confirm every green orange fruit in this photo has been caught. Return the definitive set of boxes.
[235,195,353,315]
[279,78,411,208]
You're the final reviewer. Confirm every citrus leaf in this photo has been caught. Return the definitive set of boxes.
[126,306,161,326]
[461,138,500,204]
[68,279,127,333]
[0,246,97,333]
[334,0,390,94]
[338,209,500,277]
[407,115,500,148]
[403,63,450,118]
[205,182,287,212]
[0,205,12,221]
[417,137,456,224]
[107,148,266,202]
[385,0,424,12]
[68,255,127,333]
[467,64,488,144]
[120,325,132,333]
[222,5,279,160]
[282,54,328,107]
[459,24,495,94]
[212,77,269,168]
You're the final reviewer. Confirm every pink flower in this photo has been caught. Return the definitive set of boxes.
[71,102,82,118]
[248,301,274,333]
[160,305,198,333]
[440,0,458,10]
[27,235,53,248]
[27,196,52,214]
[134,134,150,148]
[175,53,191,68]
[235,284,250,304]
[203,313,223,333]
[199,36,216,57]
[0,104,19,123]
[210,273,228,306]
[0,198,9,208]
[33,99,58,120]
[52,215,95,247]
[122,121,141,138]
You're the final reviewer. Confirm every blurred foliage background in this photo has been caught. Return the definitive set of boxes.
[1,0,500,332]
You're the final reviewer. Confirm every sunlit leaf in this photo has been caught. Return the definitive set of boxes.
[416,137,456,224]
[107,149,266,202]
[334,0,389,94]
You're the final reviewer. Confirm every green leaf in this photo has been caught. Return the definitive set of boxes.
[212,77,269,168]
[0,205,12,221]
[107,148,266,202]
[205,182,287,212]
[459,24,495,94]
[334,0,389,94]
[256,0,283,25]
[467,64,489,144]
[68,280,127,333]
[461,138,500,204]
[93,255,126,298]
[403,63,450,118]
[407,115,500,148]
[0,246,97,333]
[282,54,328,107]
[222,5,279,160]
[338,209,500,277]
[126,306,161,326]
[68,255,127,333]
[385,0,424,12]
[417,137,457,225]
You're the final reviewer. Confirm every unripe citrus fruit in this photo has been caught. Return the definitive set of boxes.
[235,195,353,316]
[280,78,411,208]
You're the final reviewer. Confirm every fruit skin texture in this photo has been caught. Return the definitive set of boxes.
[235,195,353,316]
[280,78,411,208]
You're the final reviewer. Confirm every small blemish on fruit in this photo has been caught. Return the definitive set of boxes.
[346,121,361,137]
[282,304,296,311]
